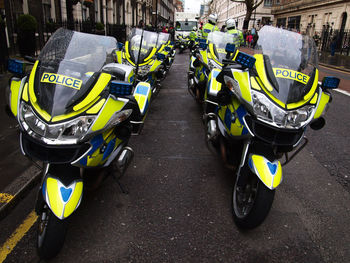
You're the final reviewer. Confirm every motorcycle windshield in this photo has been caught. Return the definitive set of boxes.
[207,31,239,63]
[157,32,170,48]
[127,28,158,64]
[254,26,318,104]
[35,28,117,117]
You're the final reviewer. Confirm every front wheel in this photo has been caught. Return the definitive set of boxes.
[232,167,275,229]
[37,206,67,259]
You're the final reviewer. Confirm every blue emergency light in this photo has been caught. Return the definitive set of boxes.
[225,43,236,53]
[156,53,166,60]
[7,59,26,75]
[110,81,133,96]
[235,51,256,69]
[322,76,340,89]
[118,42,124,50]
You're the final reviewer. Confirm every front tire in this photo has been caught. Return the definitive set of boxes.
[232,167,275,229]
[37,206,67,259]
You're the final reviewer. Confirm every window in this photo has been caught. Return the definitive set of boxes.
[264,0,272,6]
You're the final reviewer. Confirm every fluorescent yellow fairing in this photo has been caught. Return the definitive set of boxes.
[249,155,282,190]
[116,51,122,63]
[314,91,330,119]
[218,98,247,136]
[45,177,83,219]
[86,99,106,114]
[73,73,111,111]
[150,60,162,72]
[250,77,261,91]
[9,78,22,116]
[134,82,151,115]
[28,61,52,122]
[207,69,222,96]
[233,71,252,103]
[254,54,274,92]
[91,97,126,131]
[22,83,29,102]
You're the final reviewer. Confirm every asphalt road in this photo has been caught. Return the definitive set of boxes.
[0,51,349,263]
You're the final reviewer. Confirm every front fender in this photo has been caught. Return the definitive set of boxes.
[42,170,83,220]
[150,60,163,72]
[248,154,282,190]
[8,76,26,117]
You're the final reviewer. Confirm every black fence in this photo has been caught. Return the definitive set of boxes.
[314,28,350,55]
[0,19,127,72]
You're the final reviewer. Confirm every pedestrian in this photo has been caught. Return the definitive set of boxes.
[251,28,259,49]
[246,31,253,48]
[313,32,320,47]
[331,34,337,56]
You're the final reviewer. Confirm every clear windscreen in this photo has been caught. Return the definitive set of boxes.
[128,28,158,64]
[207,31,238,63]
[157,32,170,48]
[254,26,318,104]
[35,28,118,117]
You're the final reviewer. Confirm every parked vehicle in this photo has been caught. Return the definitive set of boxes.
[6,28,152,259]
[203,26,340,229]
[188,31,241,103]
[118,28,167,95]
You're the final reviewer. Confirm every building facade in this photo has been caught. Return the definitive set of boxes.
[211,0,274,30]
[272,0,350,35]
[1,0,175,56]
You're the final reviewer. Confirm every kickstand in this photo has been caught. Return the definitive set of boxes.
[110,171,129,194]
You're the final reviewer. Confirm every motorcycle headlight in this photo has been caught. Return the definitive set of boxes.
[19,102,96,144]
[251,90,315,129]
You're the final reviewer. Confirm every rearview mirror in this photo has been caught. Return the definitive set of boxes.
[234,51,256,69]
[321,76,340,89]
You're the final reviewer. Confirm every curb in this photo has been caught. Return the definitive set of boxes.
[319,62,350,73]
[0,167,41,221]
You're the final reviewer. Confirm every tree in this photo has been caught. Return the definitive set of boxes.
[230,0,264,29]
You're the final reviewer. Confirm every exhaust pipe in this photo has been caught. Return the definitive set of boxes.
[188,78,194,88]
[207,119,218,140]
[116,147,134,176]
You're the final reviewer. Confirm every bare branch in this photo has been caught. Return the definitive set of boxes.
[252,0,264,10]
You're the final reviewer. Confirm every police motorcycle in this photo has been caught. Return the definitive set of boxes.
[117,28,167,95]
[177,34,190,54]
[188,31,241,103]
[6,28,152,259]
[157,32,176,77]
[204,26,340,229]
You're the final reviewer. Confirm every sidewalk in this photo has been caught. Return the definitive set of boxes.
[0,72,40,220]
[318,51,350,72]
